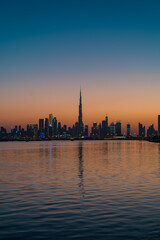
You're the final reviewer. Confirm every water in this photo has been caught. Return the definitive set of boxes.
[0,140,160,240]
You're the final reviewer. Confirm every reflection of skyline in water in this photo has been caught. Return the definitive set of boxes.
[2,141,160,239]
[78,141,85,197]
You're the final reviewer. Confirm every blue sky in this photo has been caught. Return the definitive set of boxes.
[1,0,160,79]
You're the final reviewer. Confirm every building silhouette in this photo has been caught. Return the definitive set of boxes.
[39,119,44,135]
[110,122,115,136]
[84,125,88,137]
[49,114,53,126]
[147,124,157,137]
[2,91,160,140]
[45,118,49,137]
[101,115,109,137]
[138,123,145,137]
[58,122,61,136]
[91,122,100,137]
[78,88,83,136]
[49,125,52,137]
[127,123,131,137]
[115,121,122,136]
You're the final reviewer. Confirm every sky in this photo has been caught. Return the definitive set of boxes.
[0,0,160,134]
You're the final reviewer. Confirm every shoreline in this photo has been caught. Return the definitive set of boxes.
[0,138,147,142]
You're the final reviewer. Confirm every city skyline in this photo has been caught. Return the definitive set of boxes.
[2,2,160,240]
[1,88,160,137]
[0,101,160,135]
[1,1,160,133]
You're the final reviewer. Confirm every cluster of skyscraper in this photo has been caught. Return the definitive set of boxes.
[90,118,130,138]
[0,90,160,140]
[0,90,87,140]
[138,121,159,137]
[37,90,85,139]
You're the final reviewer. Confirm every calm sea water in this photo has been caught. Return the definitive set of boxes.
[0,140,160,240]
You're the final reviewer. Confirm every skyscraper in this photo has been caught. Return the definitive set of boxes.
[127,123,131,137]
[138,123,145,137]
[84,125,88,137]
[115,121,121,136]
[101,120,106,137]
[49,114,53,126]
[45,118,49,137]
[110,122,115,136]
[147,124,157,137]
[39,119,44,135]
[78,88,83,136]
[53,117,57,136]
[91,122,100,137]
[101,115,108,137]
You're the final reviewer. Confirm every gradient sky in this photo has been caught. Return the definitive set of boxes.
[1,0,160,134]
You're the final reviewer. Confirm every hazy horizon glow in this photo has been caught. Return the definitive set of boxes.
[1,0,160,133]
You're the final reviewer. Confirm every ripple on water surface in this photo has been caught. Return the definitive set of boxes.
[0,141,160,239]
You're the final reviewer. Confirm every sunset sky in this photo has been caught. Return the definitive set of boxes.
[1,0,160,133]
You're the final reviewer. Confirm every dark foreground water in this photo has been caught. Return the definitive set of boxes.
[1,141,160,240]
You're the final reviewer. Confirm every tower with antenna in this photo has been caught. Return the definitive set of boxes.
[78,88,83,136]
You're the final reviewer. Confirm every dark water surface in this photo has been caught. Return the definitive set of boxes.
[1,140,160,240]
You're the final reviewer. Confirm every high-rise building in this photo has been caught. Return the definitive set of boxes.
[138,123,145,137]
[101,115,108,137]
[105,115,108,126]
[28,124,38,137]
[91,122,100,137]
[45,118,49,137]
[101,120,106,137]
[53,117,57,136]
[78,89,83,136]
[110,122,115,136]
[39,119,44,135]
[49,114,53,126]
[0,126,7,137]
[63,125,67,132]
[115,121,121,136]
[27,124,30,136]
[127,123,130,137]
[75,122,79,137]
[158,115,160,135]
[49,125,52,137]
[84,125,88,137]
[33,124,38,137]
[58,122,61,136]
[147,124,157,137]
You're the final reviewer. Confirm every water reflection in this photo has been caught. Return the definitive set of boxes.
[49,143,52,168]
[1,141,160,240]
[78,141,85,197]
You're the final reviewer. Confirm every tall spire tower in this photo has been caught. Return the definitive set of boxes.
[78,88,83,136]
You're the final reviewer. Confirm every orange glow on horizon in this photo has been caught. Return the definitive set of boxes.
[1,74,160,133]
